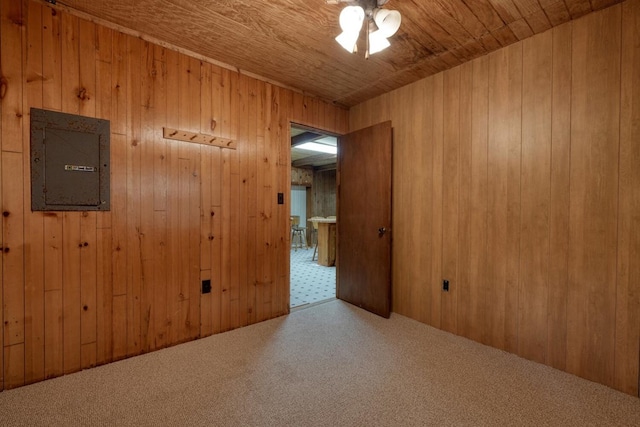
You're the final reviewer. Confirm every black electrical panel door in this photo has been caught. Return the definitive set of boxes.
[44,129,101,207]
[30,108,110,211]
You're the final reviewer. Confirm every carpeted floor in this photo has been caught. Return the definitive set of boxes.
[290,247,336,308]
[1,300,639,426]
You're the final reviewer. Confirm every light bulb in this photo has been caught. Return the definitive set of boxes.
[373,9,401,38]
[368,30,390,55]
[339,6,365,33]
[336,31,359,53]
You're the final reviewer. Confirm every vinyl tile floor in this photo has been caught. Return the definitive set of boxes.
[290,246,336,309]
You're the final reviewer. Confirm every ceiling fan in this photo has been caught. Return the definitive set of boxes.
[326,0,402,59]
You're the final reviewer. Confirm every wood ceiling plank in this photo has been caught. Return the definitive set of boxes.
[461,0,507,31]
[491,25,520,46]
[434,0,491,39]
[564,0,594,19]
[539,0,572,26]
[525,9,553,34]
[488,0,524,22]
[453,39,490,63]
[478,32,503,51]
[402,2,465,52]
[511,0,544,16]
[509,18,535,40]
[393,24,443,61]
[411,0,476,46]
[591,0,622,10]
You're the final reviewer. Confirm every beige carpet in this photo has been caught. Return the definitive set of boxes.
[1,300,639,426]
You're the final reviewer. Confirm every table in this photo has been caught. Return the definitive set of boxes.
[313,218,336,266]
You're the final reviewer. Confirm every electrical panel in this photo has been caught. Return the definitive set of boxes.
[30,108,110,211]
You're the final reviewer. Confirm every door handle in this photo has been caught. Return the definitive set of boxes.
[378,227,387,237]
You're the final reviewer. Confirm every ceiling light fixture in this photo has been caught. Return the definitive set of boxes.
[326,0,401,59]
[296,142,338,155]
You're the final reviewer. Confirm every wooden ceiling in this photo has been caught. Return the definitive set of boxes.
[58,0,622,107]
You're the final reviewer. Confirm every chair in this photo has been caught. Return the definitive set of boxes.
[309,217,323,261]
[290,215,306,250]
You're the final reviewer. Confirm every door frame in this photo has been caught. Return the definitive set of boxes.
[287,121,342,311]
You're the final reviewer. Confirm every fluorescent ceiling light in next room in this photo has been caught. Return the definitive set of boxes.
[296,142,337,154]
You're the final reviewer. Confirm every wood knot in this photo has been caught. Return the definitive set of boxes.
[77,87,90,101]
[3,247,9,253]
[3,211,9,217]
[208,235,214,241]
[78,243,83,248]
[132,140,138,147]
[51,9,57,17]
[210,211,215,217]
[83,305,88,311]
[116,246,121,251]
[210,119,217,131]
[160,154,165,160]
[16,112,22,118]
[83,242,89,247]
[0,77,7,100]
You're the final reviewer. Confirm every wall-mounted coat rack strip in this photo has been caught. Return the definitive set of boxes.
[162,127,237,150]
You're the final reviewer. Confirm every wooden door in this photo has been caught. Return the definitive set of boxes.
[337,121,392,318]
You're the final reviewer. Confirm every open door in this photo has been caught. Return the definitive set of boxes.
[337,121,392,318]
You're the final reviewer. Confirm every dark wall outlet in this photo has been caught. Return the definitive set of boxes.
[202,279,212,294]
[443,279,449,292]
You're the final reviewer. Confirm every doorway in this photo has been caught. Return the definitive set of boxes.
[289,124,339,309]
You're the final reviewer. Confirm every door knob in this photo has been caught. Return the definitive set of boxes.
[378,227,387,236]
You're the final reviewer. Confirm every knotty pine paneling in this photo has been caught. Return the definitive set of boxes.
[312,170,336,218]
[0,0,348,391]
[350,1,640,396]
[23,0,45,386]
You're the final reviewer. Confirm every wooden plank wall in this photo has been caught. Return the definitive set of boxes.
[312,170,337,217]
[0,0,348,391]
[350,1,640,396]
